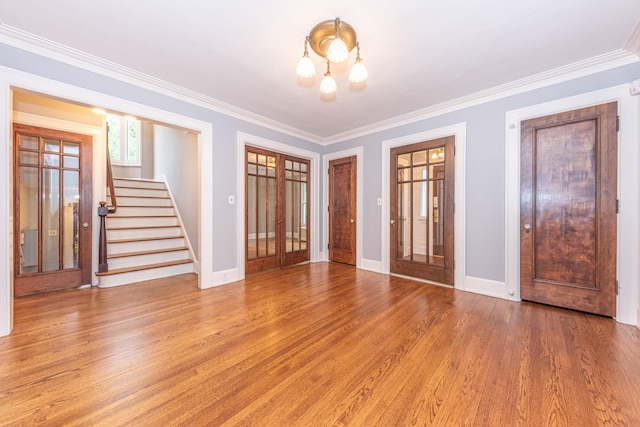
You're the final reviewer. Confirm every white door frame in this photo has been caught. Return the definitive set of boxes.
[0,66,214,336]
[323,147,364,267]
[381,122,466,289]
[235,132,320,280]
[505,84,640,325]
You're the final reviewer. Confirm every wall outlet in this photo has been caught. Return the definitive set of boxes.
[48,230,57,236]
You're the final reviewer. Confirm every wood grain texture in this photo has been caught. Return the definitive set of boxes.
[1,263,639,426]
[329,156,356,265]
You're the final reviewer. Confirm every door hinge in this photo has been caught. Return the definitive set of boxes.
[616,199,620,214]
[616,116,620,132]
[327,243,330,250]
[616,280,619,295]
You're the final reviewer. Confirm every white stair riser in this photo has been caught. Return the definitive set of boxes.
[115,197,172,207]
[108,238,186,255]
[107,227,182,240]
[107,216,178,228]
[111,207,175,217]
[108,250,190,270]
[97,263,194,288]
[111,187,168,198]
[113,179,166,190]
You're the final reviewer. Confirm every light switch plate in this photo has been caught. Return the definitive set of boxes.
[228,195,235,205]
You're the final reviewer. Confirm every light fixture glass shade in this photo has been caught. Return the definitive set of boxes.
[349,60,368,83]
[320,74,337,94]
[296,55,316,78]
[327,38,349,63]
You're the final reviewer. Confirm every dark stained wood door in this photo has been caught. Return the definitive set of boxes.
[245,147,310,274]
[13,124,93,296]
[520,102,617,316]
[329,156,356,265]
[390,136,454,285]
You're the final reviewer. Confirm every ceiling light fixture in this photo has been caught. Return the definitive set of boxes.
[296,17,368,94]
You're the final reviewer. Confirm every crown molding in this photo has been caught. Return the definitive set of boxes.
[0,24,323,144]
[0,24,637,147]
[624,19,640,55]
[322,49,639,145]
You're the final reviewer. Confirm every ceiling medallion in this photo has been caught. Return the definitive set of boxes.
[296,17,368,95]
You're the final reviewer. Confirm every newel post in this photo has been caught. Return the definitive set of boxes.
[98,201,109,272]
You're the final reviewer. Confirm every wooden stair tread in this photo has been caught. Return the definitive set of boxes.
[95,259,193,276]
[108,246,189,259]
[107,215,178,219]
[107,225,181,231]
[108,235,184,244]
[109,194,170,199]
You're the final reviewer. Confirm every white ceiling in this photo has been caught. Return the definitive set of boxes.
[1,1,639,142]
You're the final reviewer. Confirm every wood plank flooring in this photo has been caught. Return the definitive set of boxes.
[1,263,639,426]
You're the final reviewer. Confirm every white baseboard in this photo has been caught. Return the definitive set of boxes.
[360,258,384,274]
[206,268,240,289]
[464,276,516,301]
[317,250,327,262]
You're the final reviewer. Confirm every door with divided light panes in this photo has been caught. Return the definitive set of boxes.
[390,136,454,285]
[245,146,310,274]
[13,124,93,297]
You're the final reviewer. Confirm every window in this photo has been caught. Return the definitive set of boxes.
[107,113,140,165]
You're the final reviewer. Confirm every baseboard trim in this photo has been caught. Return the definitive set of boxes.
[464,276,516,301]
[360,258,384,274]
[206,268,240,289]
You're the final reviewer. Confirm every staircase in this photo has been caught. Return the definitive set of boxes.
[96,178,194,288]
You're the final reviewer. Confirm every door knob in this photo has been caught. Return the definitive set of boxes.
[83,222,89,230]
[350,219,355,223]
[523,223,531,233]
[390,220,395,225]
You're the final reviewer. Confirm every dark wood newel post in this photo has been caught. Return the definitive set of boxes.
[98,201,109,272]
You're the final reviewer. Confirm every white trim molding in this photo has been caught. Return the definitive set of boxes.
[381,122,466,291]
[505,83,640,325]
[0,65,215,336]
[322,147,364,269]
[465,277,509,300]
[235,132,321,281]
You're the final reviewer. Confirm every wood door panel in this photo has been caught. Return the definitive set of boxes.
[520,102,617,316]
[329,156,356,265]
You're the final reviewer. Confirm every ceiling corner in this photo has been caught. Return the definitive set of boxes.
[624,18,640,56]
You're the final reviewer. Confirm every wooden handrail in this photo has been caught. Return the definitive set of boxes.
[106,153,117,214]
[98,123,117,273]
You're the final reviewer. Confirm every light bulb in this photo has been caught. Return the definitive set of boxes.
[349,60,368,83]
[327,38,349,63]
[320,74,337,94]
[296,54,316,78]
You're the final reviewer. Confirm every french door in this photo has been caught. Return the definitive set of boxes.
[245,146,310,274]
[13,124,93,297]
[390,136,454,285]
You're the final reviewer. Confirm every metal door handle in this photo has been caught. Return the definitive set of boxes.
[390,220,395,225]
[523,223,531,233]
[350,219,355,223]
[83,222,89,230]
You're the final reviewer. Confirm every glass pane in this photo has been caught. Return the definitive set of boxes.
[429,147,445,163]
[107,114,121,160]
[300,172,307,182]
[44,154,60,167]
[258,155,267,166]
[257,177,266,257]
[63,170,80,269]
[430,180,445,266]
[20,135,39,150]
[398,168,410,182]
[267,177,277,256]
[286,180,293,252]
[293,162,300,171]
[42,168,60,272]
[285,169,293,180]
[126,119,138,162]
[258,165,267,176]
[267,156,276,168]
[397,153,411,167]
[267,166,276,177]
[63,142,80,155]
[247,152,257,163]
[413,150,427,165]
[44,138,60,153]
[300,183,307,249]
[285,160,292,170]
[430,164,445,180]
[412,181,427,263]
[19,151,38,165]
[247,175,257,259]
[247,163,257,175]
[397,182,412,260]
[19,166,39,274]
[413,166,427,181]
[64,156,80,169]
[301,163,307,172]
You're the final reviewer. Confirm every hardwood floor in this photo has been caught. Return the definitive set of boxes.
[1,263,639,426]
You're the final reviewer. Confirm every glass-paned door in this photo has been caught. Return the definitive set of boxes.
[390,136,454,285]
[246,147,310,274]
[14,124,93,296]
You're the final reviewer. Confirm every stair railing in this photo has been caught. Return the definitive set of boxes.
[98,127,117,273]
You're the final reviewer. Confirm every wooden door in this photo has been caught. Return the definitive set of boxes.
[329,156,356,265]
[520,102,617,316]
[13,124,93,297]
[245,147,310,274]
[390,136,454,285]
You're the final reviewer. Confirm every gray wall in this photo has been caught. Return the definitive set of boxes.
[153,125,199,258]
[1,42,638,285]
